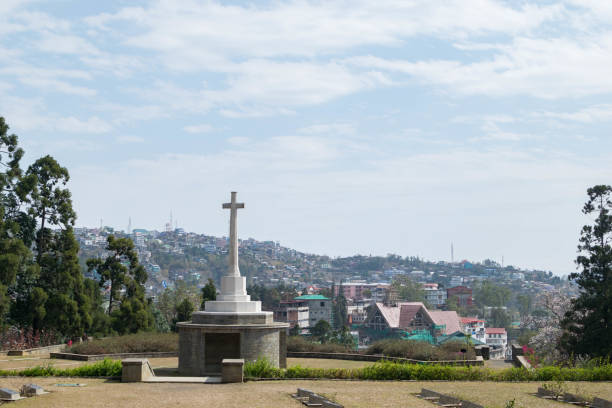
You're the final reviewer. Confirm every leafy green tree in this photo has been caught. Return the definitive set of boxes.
[87,235,146,315]
[310,319,333,343]
[175,298,194,326]
[474,281,511,307]
[24,156,75,261]
[333,293,348,329]
[0,118,32,324]
[289,323,301,336]
[200,278,217,310]
[488,308,511,330]
[87,235,152,334]
[157,280,201,329]
[562,185,612,358]
[39,228,93,337]
[516,294,533,317]
[391,275,425,302]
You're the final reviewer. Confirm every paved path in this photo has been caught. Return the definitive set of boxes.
[484,359,514,369]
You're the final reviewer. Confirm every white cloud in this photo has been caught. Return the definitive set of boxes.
[116,135,144,144]
[534,104,612,123]
[87,1,562,63]
[55,116,112,134]
[348,34,612,98]
[183,124,212,134]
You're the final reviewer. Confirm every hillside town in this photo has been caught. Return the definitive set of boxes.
[74,224,573,359]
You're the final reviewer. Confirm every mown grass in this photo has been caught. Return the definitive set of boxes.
[0,358,122,377]
[288,337,476,361]
[366,339,477,361]
[245,359,612,382]
[67,332,178,355]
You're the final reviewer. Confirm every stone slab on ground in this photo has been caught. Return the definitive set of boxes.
[22,384,49,396]
[292,388,343,408]
[0,387,25,401]
[417,388,484,408]
[594,397,612,408]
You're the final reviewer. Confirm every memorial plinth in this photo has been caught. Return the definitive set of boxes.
[178,192,288,375]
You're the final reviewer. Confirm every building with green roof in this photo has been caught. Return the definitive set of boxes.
[295,294,332,327]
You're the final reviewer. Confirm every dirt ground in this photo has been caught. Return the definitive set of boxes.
[1,356,611,407]
[0,377,611,408]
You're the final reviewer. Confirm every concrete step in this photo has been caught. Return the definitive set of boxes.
[143,376,222,384]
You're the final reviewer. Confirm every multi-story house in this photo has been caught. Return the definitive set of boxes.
[447,286,473,307]
[334,282,390,302]
[485,327,508,359]
[273,300,309,329]
[461,317,486,344]
[423,283,447,308]
[294,294,332,328]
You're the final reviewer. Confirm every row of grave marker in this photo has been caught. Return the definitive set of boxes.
[0,384,47,401]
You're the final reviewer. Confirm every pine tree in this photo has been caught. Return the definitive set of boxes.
[200,278,217,310]
[87,235,152,334]
[562,185,612,358]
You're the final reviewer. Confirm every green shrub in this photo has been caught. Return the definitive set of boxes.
[67,333,178,355]
[243,358,282,378]
[0,359,122,377]
[244,358,612,382]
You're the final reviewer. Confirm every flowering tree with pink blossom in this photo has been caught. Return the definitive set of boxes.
[521,290,571,364]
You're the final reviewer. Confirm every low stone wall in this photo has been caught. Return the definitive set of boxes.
[51,351,178,361]
[287,352,484,366]
[6,344,66,356]
[515,355,533,370]
[511,342,523,366]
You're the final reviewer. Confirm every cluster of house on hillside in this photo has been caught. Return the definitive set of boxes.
[364,302,508,359]
[274,292,509,359]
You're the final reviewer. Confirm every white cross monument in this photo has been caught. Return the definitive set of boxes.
[203,192,263,313]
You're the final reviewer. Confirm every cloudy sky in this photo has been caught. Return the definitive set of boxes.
[1,0,611,274]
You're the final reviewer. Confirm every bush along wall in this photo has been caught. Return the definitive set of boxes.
[0,358,122,377]
[244,359,612,382]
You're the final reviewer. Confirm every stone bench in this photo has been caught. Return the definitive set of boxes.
[121,358,155,382]
[221,359,244,383]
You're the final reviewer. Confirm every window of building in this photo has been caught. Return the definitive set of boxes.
[320,302,325,307]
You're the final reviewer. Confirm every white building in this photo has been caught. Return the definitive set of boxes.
[449,276,463,287]
[423,284,447,308]
[485,327,508,359]
[461,317,486,344]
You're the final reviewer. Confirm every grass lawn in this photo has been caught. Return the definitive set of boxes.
[287,357,375,369]
[0,378,611,408]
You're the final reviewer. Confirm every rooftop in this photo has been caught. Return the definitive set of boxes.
[295,294,330,300]
[486,327,507,334]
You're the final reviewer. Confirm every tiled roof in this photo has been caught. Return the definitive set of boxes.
[461,317,484,324]
[429,311,462,335]
[375,302,426,328]
[486,327,507,334]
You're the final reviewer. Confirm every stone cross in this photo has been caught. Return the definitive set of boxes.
[222,192,244,277]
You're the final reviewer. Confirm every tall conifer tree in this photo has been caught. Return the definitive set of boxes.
[562,185,612,358]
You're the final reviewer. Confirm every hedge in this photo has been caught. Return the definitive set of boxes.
[245,359,612,382]
[0,358,122,377]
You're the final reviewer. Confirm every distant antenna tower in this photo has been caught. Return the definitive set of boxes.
[502,255,504,268]
[451,242,454,263]
[100,218,103,229]
[128,217,132,234]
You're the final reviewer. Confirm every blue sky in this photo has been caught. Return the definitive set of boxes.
[1,0,611,274]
